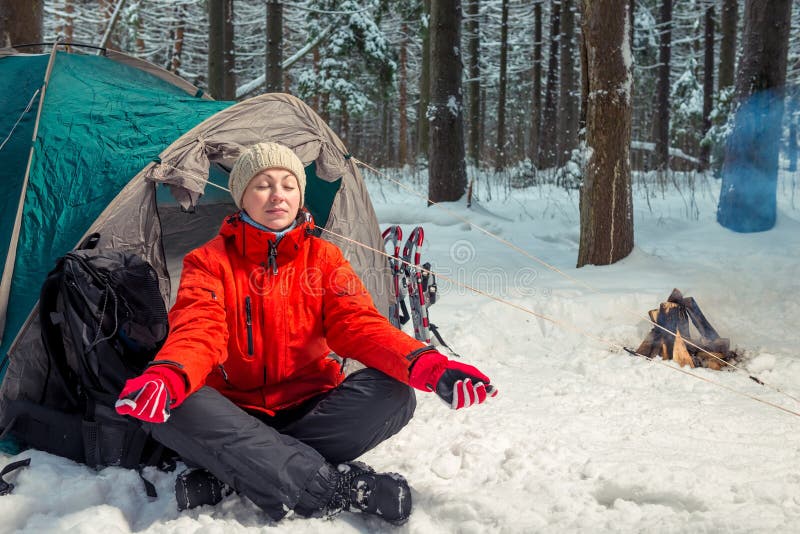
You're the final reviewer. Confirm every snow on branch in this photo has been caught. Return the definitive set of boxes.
[236,24,335,99]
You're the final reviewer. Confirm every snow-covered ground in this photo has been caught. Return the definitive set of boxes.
[2,168,800,533]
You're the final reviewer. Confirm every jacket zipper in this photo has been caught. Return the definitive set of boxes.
[218,364,230,384]
[245,296,254,355]
[268,240,278,275]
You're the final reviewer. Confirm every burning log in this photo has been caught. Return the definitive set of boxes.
[636,289,739,369]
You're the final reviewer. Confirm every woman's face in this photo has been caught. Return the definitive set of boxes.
[241,168,301,231]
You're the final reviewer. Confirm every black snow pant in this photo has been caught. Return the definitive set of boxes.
[145,368,416,521]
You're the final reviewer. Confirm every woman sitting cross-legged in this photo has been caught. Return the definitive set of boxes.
[115,142,497,525]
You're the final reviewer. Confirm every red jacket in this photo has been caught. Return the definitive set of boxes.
[155,212,427,414]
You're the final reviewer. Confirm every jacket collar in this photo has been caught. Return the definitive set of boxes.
[220,209,315,268]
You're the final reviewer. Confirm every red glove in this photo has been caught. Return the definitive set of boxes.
[115,365,187,423]
[409,351,498,410]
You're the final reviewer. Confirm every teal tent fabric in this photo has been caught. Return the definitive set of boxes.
[0,52,231,361]
[0,55,49,278]
[304,161,341,228]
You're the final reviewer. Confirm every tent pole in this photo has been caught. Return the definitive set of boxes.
[97,0,127,54]
[0,40,62,344]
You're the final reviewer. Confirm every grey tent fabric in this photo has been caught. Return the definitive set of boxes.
[145,92,391,315]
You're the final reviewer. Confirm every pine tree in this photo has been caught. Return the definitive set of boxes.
[717,0,792,232]
[538,0,561,169]
[266,0,283,93]
[428,0,467,202]
[529,2,543,163]
[495,0,509,170]
[556,0,578,166]
[700,3,714,168]
[466,0,481,166]
[578,0,634,267]
[653,0,672,170]
[0,0,43,50]
[718,0,738,91]
[208,0,236,100]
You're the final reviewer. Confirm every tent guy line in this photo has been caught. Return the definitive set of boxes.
[353,158,800,408]
[318,225,800,420]
[0,88,39,153]
[153,156,798,417]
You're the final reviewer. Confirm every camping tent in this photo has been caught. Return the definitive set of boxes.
[0,46,391,421]
[0,46,226,359]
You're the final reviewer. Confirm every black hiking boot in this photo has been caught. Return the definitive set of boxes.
[325,461,412,525]
[175,468,233,511]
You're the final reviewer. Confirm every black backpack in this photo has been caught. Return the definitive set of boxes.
[2,234,171,483]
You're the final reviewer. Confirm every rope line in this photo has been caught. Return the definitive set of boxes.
[321,226,618,348]
[319,225,800,420]
[0,89,40,153]
[354,158,800,407]
[151,156,798,416]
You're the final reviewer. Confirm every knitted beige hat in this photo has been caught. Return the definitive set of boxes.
[228,142,307,208]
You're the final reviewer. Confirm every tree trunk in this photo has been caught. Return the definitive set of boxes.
[132,1,145,53]
[495,0,509,170]
[382,100,391,164]
[208,0,225,99]
[98,0,118,50]
[466,0,481,166]
[577,0,634,267]
[341,101,349,145]
[653,0,671,170]
[169,7,186,74]
[538,0,561,169]
[629,0,635,47]
[428,0,467,202]
[700,5,714,169]
[312,47,321,112]
[320,91,329,122]
[557,0,578,166]
[417,0,432,161]
[788,121,797,173]
[398,22,409,166]
[223,0,236,99]
[386,99,396,164]
[282,22,292,93]
[56,0,75,43]
[0,0,43,50]
[717,0,792,233]
[480,84,486,160]
[578,8,588,133]
[718,0,738,90]
[266,0,283,93]
[529,2,543,163]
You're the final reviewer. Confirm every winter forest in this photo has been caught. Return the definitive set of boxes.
[3,0,799,265]
[2,0,800,532]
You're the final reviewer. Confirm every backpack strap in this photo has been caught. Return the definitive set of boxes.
[38,262,81,407]
[0,457,31,496]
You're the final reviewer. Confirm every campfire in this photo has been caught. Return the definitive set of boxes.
[636,289,739,369]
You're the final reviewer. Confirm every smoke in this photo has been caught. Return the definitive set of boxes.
[717,89,797,232]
